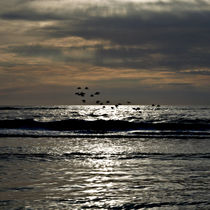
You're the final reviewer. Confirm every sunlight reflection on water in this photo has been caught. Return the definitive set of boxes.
[1,135,210,209]
[1,105,210,209]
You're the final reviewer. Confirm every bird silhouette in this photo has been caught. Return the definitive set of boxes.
[75,86,134,107]
[133,107,141,111]
[79,92,85,97]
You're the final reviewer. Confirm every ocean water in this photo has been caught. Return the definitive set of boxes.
[0,105,210,209]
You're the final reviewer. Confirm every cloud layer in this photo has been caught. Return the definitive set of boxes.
[0,0,210,104]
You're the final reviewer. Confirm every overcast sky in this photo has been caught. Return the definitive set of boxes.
[0,0,210,105]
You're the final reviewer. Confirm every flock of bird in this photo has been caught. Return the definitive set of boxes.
[74,86,131,108]
[74,87,105,105]
[74,86,160,110]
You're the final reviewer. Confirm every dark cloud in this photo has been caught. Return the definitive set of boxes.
[1,0,210,22]
[66,12,210,47]
[31,9,209,71]
[1,10,65,21]
[5,44,99,64]
[1,0,210,105]
[6,45,63,58]
[4,6,210,72]
[164,82,194,87]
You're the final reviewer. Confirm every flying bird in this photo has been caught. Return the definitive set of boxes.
[133,107,140,111]
[79,92,85,97]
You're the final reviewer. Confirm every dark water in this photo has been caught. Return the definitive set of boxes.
[0,105,210,138]
[0,105,210,209]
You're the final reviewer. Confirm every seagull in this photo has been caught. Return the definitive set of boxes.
[133,107,140,111]
[79,92,85,97]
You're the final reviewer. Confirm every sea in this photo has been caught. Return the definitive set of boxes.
[0,105,210,209]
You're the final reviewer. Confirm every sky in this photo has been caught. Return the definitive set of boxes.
[0,0,210,105]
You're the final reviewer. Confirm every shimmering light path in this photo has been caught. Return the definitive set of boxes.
[0,137,210,209]
[0,105,210,209]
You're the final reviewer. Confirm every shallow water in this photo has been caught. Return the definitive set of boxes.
[0,137,210,209]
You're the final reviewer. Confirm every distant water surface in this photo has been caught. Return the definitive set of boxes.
[0,105,210,209]
[0,105,210,138]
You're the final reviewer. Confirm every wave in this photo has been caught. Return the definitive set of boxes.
[0,118,210,132]
[0,106,65,110]
[1,152,209,161]
[109,201,210,209]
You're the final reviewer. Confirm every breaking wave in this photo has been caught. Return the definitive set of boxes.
[0,118,210,131]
